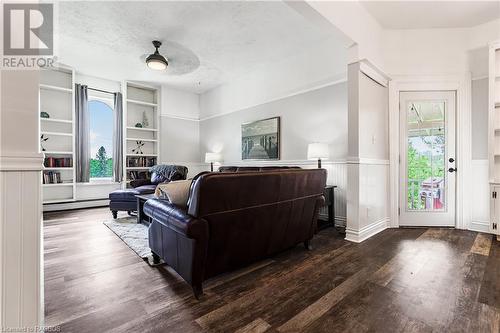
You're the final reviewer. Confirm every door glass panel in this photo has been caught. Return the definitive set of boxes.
[406,101,446,211]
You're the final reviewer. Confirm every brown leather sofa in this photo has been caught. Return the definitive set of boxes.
[143,168,326,298]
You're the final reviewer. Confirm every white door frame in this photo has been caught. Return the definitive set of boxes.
[388,74,472,229]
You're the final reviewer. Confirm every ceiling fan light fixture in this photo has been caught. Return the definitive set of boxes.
[146,40,168,70]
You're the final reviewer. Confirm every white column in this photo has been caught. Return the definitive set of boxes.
[345,61,391,242]
[0,70,44,329]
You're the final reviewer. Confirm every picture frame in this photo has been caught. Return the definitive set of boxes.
[241,116,280,160]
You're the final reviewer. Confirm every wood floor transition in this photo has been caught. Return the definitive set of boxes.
[43,207,500,332]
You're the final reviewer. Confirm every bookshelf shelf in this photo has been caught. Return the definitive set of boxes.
[126,126,158,132]
[40,67,76,205]
[126,137,158,143]
[126,153,157,157]
[44,167,73,171]
[124,82,160,188]
[41,118,73,124]
[42,183,74,187]
[40,84,72,93]
[127,99,157,107]
[41,131,73,137]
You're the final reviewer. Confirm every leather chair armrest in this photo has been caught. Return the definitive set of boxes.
[144,198,204,238]
[130,178,152,188]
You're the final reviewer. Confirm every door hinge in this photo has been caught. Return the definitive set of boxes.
[493,191,497,199]
[493,223,498,230]
[398,207,401,216]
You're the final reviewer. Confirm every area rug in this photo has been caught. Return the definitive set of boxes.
[103,217,162,266]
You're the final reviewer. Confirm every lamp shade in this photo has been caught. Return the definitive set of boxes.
[307,143,329,160]
[205,152,222,163]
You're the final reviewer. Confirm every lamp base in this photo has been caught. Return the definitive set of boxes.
[210,162,214,172]
[317,159,322,169]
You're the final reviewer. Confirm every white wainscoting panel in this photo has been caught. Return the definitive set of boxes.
[0,169,43,328]
[345,161,390,243]
[470,160,490,233]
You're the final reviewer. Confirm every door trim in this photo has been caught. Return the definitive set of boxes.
[388,74,472,230]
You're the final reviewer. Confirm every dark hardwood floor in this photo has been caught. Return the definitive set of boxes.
[43,207,500,333]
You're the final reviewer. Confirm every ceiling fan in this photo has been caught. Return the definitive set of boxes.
[143,40,200,75]
[146,41,168,70]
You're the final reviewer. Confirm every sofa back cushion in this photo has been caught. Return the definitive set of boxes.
[187,169,326,278]
[150,165,188,184]
[218,166,300,172]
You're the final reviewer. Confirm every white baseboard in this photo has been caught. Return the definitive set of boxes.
[43,199,109,212]
[345,217,389,243]
[469,220,490,233]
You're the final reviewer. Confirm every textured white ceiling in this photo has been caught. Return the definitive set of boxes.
[55,1,346,93]
[360,1,500,29]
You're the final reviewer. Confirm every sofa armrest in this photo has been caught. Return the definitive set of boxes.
[130,178,152,188]
[143,198,205,238]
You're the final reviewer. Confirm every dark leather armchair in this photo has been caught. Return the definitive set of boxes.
[144,168,326,298]
[109,164,188,218]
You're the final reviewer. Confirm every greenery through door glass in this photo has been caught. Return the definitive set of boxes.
[406,101,446,211]
[89,100,114,179]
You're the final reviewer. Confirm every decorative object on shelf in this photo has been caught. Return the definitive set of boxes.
[134,122,143,128]
[142,111,149,128]
[132,141,145,154]
[307,143,329,168]
[205,152,222,172]
[241,117,280,160]
[40,134,49,151]
[146,40,168,71]
[40,111,50,118]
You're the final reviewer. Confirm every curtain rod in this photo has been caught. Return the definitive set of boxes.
[88,87,115,95]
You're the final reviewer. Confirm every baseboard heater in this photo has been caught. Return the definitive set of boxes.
[43,198,109,212]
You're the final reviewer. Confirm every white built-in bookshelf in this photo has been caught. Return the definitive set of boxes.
[123,82,160,187]
[489,41,500,235]
[39,66,76,204]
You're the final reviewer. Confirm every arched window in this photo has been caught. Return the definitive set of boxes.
[88,99,114,179]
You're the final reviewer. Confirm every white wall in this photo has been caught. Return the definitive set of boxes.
[471,78,489,160]
[199,82,348,219]
[160,85,202,177]
[200,82,347,161]
[200,39,347,120]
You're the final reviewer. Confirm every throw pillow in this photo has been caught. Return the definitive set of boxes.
[155,179,192,207]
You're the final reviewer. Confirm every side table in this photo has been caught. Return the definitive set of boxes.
[136,194,156,225]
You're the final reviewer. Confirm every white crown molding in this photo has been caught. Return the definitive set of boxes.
[160,114,200,122]
[0,153,44,171]
[359,59,391,87]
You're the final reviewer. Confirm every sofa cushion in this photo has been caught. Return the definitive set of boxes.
[155,179,193,207]
[150,165,189,185]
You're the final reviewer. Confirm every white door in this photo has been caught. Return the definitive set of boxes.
[399,91,456,227]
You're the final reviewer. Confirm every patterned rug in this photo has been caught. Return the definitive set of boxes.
[103,217,162,266]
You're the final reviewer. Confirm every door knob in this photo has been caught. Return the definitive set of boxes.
[448,167,457,173]
[449,158,455,163]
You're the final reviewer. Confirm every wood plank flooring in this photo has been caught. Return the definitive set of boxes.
[43,207,500,332]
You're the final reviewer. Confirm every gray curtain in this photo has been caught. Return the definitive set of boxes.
[113,92,123,182]
[75,84,90,182]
